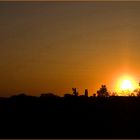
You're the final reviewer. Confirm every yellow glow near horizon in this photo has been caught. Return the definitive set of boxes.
[115,75,138,96]
[121,80,133,91]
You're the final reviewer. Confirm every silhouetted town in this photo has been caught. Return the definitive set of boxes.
[1,85,140,138]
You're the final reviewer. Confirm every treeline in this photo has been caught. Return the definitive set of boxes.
[70,85,140,97]
[0,86,140,138]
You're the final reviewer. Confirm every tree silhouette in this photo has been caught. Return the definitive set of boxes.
[72,88,78,96]
[111,92,117,96]
[93,93,96,97]
[97,85,109,97]
[137,91,140,97]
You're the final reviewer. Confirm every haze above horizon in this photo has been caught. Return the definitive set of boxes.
[1,1,140,97]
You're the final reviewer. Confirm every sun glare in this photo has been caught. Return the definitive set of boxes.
[121,79,133,91]
[115,75,138,96]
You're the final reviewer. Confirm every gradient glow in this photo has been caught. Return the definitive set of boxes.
[1,1,140,96]
[115,75,138,96]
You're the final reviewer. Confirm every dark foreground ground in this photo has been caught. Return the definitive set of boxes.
[0,94,140,138]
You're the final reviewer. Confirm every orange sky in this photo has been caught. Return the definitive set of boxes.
[1,1,140,97]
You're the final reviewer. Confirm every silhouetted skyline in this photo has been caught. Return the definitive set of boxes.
[1,1,140,96]
[0,92,140,138]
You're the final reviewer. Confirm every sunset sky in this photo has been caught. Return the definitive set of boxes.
[1,1,140,97]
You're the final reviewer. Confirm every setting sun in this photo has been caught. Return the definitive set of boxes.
[121,80,133,91]
[115,75,138,96]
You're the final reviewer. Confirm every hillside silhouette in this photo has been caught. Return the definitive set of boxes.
[0,87,140,138]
